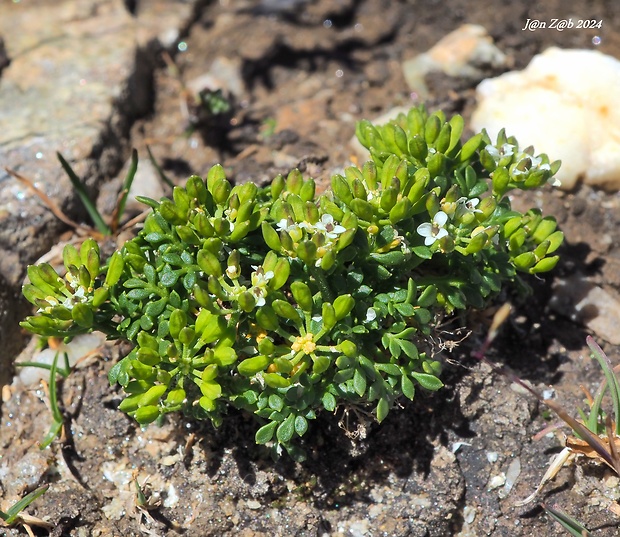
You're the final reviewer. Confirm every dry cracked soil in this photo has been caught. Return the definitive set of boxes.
[1,0,620,536]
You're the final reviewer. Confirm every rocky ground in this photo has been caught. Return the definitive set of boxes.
[1,0,620,535]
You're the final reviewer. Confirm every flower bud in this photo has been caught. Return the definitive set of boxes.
[286,169,303,195]
[197,249,222,278]
[272,299,300,321]
[238,355,270,376]
[134,406,161,425]
[291,281,314,312]
[333,294,355,321]
[256,306,279,331]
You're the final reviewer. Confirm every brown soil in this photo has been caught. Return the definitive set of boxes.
[3,1,620,536]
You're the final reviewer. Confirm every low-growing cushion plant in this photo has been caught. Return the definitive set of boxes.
[21,105,564,458]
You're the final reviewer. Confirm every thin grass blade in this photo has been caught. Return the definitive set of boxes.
[3,485,49,525]
[146,145,175,188]
[587,336,620,435]
[543,504,591,537]
[57,151,111,235]
[111,148,139,231]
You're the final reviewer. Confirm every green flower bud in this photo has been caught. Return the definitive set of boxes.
[350,177,368,201]
[331,174,354,204]
[362,160,378,191]
[258,337,275,356]
[212,177,232,205]
[425,191,440,217]
[71,303,93,328]
[286,169,303,195]
[179,327,196,346]
[272,299,300,321]
[263,373,291,388]
[165,388,186,407]
[389,198,413,224]
[509,229,526,251]
[63,244,81,272]
[299,178,316,202]
[238,355,270,376]
[503,216,522,239]
[513,251,537,270]
[137,347,161,366]
[238,181,258,204]
[238,291,257,312]
[333,294,354,321]
[532,217,557,243]
[269,257,290,290]
[339,340,357,358]
[529,255,559,274]
[134,405,161,424]
[434,122,452,153]
[169,309,187,339]
[312,355,331,375]
[138,384,167,407]
[407,106,426,136]
[408,134,427,162]
[197,249,222,278]
[262,222,282,251]
[350,199,374,221]
[476,197,497,220]
[193,284,214,308]
[491,167,510,195]
[546,230,564,254]
[427,152,445,178]
[118,393,143,413]
[424,114,441,145]
[466,230,488,254]
[291,281,314,312]
[256,306,280,331]
[296,240,317,264]
[459,133,484,163]
[479,150,498,174]
[380,187,399,213]
[229,221,250,242]
[186,175,207,205]
[320,249,336,270]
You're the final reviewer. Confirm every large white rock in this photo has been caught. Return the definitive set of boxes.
[471,47,620,191]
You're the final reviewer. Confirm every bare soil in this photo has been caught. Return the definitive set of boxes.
[2,1,620,536]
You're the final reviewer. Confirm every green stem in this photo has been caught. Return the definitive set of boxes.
[309,266,335,304]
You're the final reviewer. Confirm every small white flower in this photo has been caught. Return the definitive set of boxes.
[315,214,346,240]
[455,197,482,219]
[276,218,293,232]
[365,308,377,322]
[486,143,515,162]
[250,267,274,308]
[416,211,449,246]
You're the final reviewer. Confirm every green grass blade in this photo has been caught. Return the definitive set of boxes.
[543,504,591,537]
[39,352,64,449]
[113,148,139,230]
[3,485,49,525]
[57,151,111,235]
[146,145,175,188]
[587,336,620,435]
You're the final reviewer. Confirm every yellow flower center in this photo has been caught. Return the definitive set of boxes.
[292,333,316,355]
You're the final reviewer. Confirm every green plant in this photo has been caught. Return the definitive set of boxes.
[0,485,50,533]
[20,105,563,458]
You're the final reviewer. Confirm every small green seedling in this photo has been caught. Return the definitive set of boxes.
[16,350,72,448]
[0,485,51,535]
[543,503,592,537]
[20,105,564,458]
[57,149,139,235]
